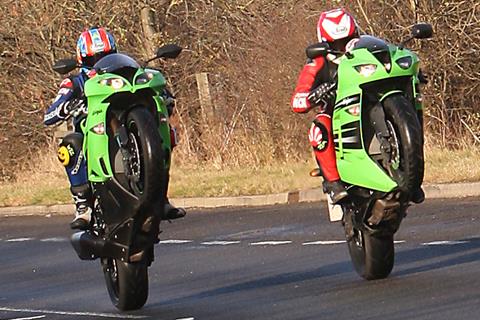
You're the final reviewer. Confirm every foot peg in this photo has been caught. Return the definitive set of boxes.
[309,168,322,177]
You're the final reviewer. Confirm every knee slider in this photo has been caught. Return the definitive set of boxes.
[58,133,83,167]
[309,119,329,151]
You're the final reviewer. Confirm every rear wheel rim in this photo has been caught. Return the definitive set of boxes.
[353,228,363,248]
[107,258,120,299]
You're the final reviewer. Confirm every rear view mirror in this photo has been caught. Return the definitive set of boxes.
[411,23,433,39]
[156,44,183,59]
[52,59,78,74]
[306,43,330,59]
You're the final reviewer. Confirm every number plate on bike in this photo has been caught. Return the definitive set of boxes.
[327,195,344,222]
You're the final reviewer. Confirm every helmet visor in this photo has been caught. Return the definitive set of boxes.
[82,51,113,68]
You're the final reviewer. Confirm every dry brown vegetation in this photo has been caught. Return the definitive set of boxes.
[2,144,480,207]
[1,0,479,181]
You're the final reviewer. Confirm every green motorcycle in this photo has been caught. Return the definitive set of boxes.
[306,23,433,280]
[53,44,182,310]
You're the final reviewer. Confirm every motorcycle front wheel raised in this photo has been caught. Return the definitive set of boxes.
[100,107,164,310]
[102,258,148,311]
[346,94,423,280]
[124,107,165,201]
[382,94,424,194]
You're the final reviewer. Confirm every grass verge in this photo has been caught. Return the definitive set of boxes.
[1,146,479,207]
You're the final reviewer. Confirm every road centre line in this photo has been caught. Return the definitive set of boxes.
[1,238,473,247]
[158,239,193,244]
[40,237,68,242]
[421,240,469,246]
[7,315,46,320]
[302,240,345,245]
[250,241,293,246]
[201,241,241,245]
[6,238,34,242]
[0,307,148,319]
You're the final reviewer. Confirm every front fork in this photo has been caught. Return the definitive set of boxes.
[110,116,135,181]
[414,74,425,140]
[369,101,394,169]
[369,102,391,150]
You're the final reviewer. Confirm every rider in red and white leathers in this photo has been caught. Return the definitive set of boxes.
[291,8,359,203]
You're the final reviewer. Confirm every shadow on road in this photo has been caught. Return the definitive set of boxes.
[149,238,480,305]
[139,237,480,317]
[394,237,480,277]
[148,259,353,308]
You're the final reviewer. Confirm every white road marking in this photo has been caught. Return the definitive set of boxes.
[421,240,469,246]
[7,315,46,320]
[158,240,193,244]
[5,238,34,242]
[40,237,68,242]
[250,241,293,246]
[176,318,195,320]
[201,241,241,246]
[0,307,147,319]
[0,237,412,247]
[302,240,346,245]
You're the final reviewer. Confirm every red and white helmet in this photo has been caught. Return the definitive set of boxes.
[317,8,358,50]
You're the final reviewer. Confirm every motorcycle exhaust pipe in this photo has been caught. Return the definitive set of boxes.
[70,231,106,260]
[368,197,401,226]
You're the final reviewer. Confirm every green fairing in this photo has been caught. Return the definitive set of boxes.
[333,41,421,192]
[82,66,171,183]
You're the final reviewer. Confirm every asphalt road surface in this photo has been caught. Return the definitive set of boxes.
[1,198,479,320]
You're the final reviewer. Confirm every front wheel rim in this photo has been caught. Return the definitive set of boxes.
[385,120,405,185]
[126,122,144,195]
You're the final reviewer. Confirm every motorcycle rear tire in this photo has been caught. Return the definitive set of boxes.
[347,226,394,280]
[102,257,149,311]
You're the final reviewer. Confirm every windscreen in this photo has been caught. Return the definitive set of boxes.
[353,35,389,53]
[93,53,140,74]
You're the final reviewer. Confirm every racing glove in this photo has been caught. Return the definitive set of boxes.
[418,69,428,84]
[163,88,175,116]
[58,98,86,120]
[308,82,337,108]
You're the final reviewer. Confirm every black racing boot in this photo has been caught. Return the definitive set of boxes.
[69,184,93,230]
[411,187,425,204]
[323,180,349,204]
[164,199,186,220]
[161,171,186,220]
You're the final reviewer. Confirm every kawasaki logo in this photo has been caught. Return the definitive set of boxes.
[336,95,360,108]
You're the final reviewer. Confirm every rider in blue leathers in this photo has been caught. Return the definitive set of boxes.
[45,27,185,230]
